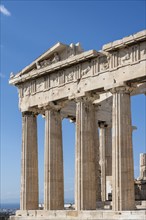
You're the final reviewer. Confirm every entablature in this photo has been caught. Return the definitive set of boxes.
[9,30,146,112]
[102,30,146,51]
[9,50,100,85]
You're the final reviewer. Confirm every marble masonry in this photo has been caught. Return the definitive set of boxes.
[9,30,146,220]
[135,153,146,201]
[139,153,146,180]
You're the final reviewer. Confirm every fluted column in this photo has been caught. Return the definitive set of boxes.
[75,98,97,210]
[44,109,64,210]
[140,153,146,180]
[99,122,112,202]
[99,122,106,202]
[95,120,101,202]
[105,125,112,177]
[105,124,112,201]
[112,87,135,211]
[20,111,38,210]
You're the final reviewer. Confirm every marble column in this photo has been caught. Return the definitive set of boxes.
[20,111,38,210]
[95,121,101,202]
[99,122,112,202]
[105,124,112,201]
[105,125,112,177]
[44,109,64,210]
[99,122,106,202]
[112,87,135,211]
[140,153,146,180]
[75,98,97,210]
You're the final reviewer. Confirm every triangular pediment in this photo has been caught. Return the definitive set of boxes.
[17,42,84,75]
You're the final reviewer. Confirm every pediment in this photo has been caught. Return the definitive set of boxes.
[16,42,84,76]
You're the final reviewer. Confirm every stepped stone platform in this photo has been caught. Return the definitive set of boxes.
[10,210,146,220]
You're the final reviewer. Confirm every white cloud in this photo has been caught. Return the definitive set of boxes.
[0,5,11,16]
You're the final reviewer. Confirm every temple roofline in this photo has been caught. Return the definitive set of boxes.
[102,30,146,51]
[15,42,68,75]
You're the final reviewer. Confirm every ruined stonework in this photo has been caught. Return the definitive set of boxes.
[140,153,146,180]
[135,179,146,201]
[9,30,146,220]
[135,153,146,201]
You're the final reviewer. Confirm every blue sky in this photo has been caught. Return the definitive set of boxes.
[0,0,146,204]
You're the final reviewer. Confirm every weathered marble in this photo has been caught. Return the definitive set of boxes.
[9,31,146,113]
[10,210,146,220]
[75,98,97,210]
[9,30,146,220]
[21,112,38,210]
[140,153,146,180]
[44,109,64,210]
[99,122,112,202]
[111,87,135,211]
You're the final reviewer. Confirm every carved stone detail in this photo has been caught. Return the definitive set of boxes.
[119,48,131,65]
[92,59,98,75]
[40,59,51,68]
[99,56,109,71]
[19,85,24,98]
[36,78,44,92]
[39,52,60,68]
[23,83,30,96]
[131,44,140,62]
[140,41,146,59]
[59,70,65,85]
[67,43,83,58]
[44,75,50,89]
[30,80,36,94]
[111,51,119,68]
[74,65,81,80]
[66,68,74,82]
[50,73,59,87]
[81,62,91,77]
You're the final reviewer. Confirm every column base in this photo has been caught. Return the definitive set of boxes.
[10,210,145,220]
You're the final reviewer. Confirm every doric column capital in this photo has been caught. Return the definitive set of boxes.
[22,111,37,117]
[38,100,68,113]
[110,86,135,94]
[75,91,99,103]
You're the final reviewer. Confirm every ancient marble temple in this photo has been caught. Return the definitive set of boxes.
[9,30,146,220]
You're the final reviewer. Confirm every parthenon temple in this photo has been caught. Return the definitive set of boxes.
[9,30,146,220]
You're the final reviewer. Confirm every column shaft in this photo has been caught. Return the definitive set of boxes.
[75,100,97,210]
[112,88,135,211]
[99,123,112,202]
[105,126,112,201]
[99,123,106,202]
[105,126,112,177]
[44,109,64,210]
[20,112,38,210]
[95,123,101,202]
